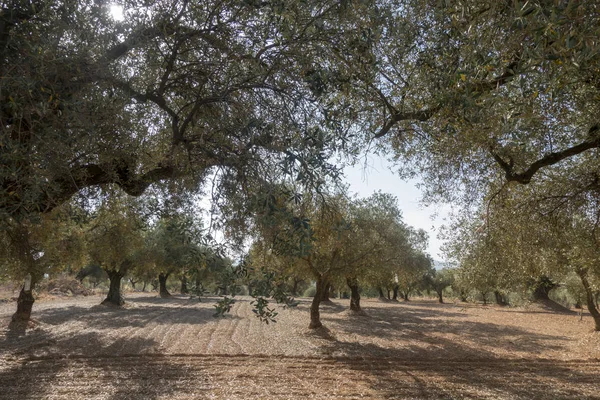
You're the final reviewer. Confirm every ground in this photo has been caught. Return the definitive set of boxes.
[0,293,599,399]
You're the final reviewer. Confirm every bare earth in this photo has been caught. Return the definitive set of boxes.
[0,294,599,399]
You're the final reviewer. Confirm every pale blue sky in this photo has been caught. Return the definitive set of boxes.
[342,155,451,261]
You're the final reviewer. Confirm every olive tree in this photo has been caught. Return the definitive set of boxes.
[0,0,382,318]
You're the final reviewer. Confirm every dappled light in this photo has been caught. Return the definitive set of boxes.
[2,0,600,398]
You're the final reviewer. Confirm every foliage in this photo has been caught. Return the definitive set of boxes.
[0,205,87,284]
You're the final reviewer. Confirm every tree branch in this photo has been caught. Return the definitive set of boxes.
[491,124,600,184]
[374,106,440,138]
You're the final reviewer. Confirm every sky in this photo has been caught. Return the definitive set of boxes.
[342,155,451,261]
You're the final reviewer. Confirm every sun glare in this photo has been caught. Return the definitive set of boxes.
[110,4,124,21]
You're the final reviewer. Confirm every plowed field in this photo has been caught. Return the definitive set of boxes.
[1,294,599,399]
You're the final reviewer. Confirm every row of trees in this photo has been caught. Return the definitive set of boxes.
[1,190,235,320]
[444,179,600,331]
[244,188,433,328]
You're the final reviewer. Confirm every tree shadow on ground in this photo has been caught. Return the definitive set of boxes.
[331,345,600,399]
[0,333,195,400]
[318,300,569,360]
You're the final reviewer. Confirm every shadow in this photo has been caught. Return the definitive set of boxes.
[318,300,345,311]
[312,302,599,398]
[21,299,242,331]
[314,299,570,361]
[329,345,600,399]
[6,320,28,339]
[0,330,196,400]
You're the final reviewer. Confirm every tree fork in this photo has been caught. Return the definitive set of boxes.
[159,273,171,298]
[102,269,125,306]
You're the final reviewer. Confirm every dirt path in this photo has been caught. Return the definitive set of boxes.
[1,294,599,399]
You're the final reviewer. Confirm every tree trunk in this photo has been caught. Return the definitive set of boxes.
[180,275,188,294]
[309,276,327,329]
[378,287,385,300]
[437,290,444,304]
[576,269,600,331]
[481,291,488,305]
[291,278,301,297]
[494,290,507,306]
[142,280,147,292]
[387,289,391,300]
[102,269,125,306]
[402,291,410,301]
[12,274,36,322]
[346,277,361,312]
[159,273,171,298]
[532,276,556,301]
[129,278,137,290]
[392,285,399,301]
[329,284,336,299]
[320,282,331,302]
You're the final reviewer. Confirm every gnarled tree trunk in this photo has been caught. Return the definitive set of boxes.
[12,274,36,322]
[392,285,399,301]
[103,269,125,306]
[437,291,444,304]
[129,278,138,290]
[320,282,331,302]
[159,272,171,298]
[309,276,328,329]
[180,275,188,294]
[532,276,557,301]
[494,290,507,306]
[346,276,361,312]
[577,269,600,331]
[291,277,302,296]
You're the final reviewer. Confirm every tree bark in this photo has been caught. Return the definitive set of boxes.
[532,276,556,301]
[346,277,361,312]
[102,269,125,306]
[291,278,302,297]
[12,274,36,322]
[378,287,385,299]
[494,290,507,306]
[159,273,171,298]
[387,289,391,300]
[320,282,331,302]
[129,278,137,290]
[309,276,327,329]
[392,285,399,301]
[576,269,600,331]
[142,280,147,292]
[180,275,188,294]
[437,290,444,304]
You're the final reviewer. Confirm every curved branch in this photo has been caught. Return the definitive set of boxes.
[491,125,600,184]
[374,106,440,138]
